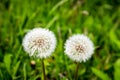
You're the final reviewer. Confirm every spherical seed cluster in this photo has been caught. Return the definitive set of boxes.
[64,34,94,62]
[22,28,56,58]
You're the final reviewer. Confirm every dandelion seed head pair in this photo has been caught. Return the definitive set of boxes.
[22,28,94,62]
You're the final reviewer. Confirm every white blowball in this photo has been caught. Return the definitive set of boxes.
[22,28,56,59]
[64,34,94,62]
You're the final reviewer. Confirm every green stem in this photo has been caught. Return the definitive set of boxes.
[75,62,79,80]
[41,59,46,80]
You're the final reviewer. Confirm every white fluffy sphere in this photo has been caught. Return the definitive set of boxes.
[64,34,94,62]
[22,28,56,58]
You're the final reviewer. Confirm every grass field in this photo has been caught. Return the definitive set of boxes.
[0,0,120,80]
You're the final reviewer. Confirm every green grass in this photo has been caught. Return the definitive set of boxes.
[0,0,120,80]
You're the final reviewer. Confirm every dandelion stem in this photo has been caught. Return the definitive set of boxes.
[75,62,79,80]
[41,59,46,80]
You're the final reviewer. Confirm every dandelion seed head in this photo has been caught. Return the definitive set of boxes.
[22,28,56,58]
[64,34,94,62]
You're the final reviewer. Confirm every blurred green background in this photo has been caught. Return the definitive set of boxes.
[0,0,120,80]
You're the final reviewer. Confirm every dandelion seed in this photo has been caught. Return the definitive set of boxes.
[64,34,94,62]
[22,28,56,59]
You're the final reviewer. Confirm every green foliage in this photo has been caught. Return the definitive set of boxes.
[114,59,120,80]
[91,67,110,80]
[0,0,120,80]
[4,54,12,74]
